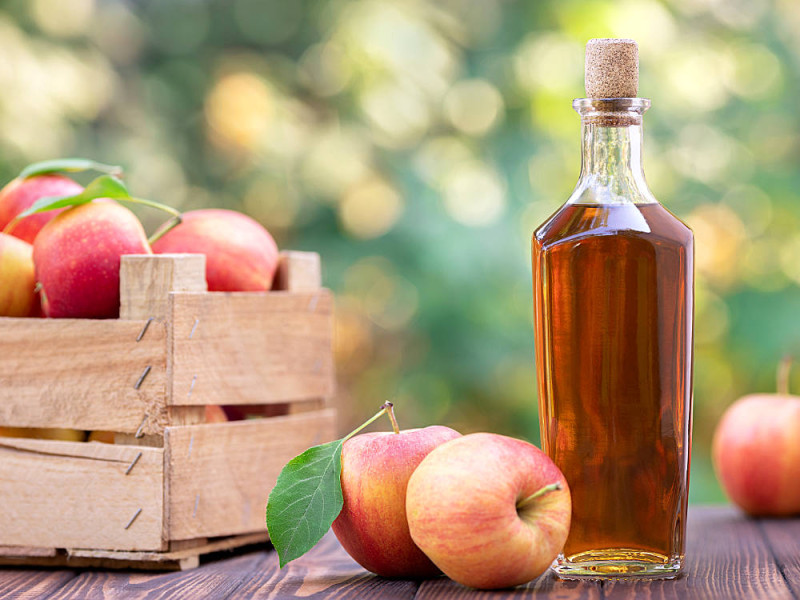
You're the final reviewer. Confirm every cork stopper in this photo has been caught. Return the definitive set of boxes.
[585,38,638,98]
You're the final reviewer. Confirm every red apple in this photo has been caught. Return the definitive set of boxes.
[406,433,571,589]
[33,201,151,318]
[712,394,800,516]
[0,174,83,243]
[205,405,228,423]
[151,209,279,291]
[0,233,40,317]
[331,425,462,578]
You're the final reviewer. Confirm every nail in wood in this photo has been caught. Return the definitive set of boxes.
[189,318,199,339]
[135,414,149,438]
[136,317,154,342]
[125,452,143,476]
[124,508,143,530]
[134,365,152,390]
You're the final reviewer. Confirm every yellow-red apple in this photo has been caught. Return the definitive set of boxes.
[713,394,800,516]
[331,425,461,578]
[151,209,279,291]
[0,174,83,243]
[406,433,571,589]
[33,201,151,318]
[0,233,40,317]
[0,427,86,442]
[87,431,116,444]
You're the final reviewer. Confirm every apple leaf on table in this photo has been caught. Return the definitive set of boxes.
[266,402,397,567]
[18,158,123,180]
[266,440,345,567]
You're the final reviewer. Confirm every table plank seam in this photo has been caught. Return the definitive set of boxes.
[755,520,800,600]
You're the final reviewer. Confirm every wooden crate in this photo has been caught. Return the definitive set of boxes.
[0,251,336,570]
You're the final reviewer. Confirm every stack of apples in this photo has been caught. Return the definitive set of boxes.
[0,166,282,437]
[322,425,571,589]
[0,172,280,319]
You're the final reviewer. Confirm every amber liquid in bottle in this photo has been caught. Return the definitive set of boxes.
[532,98,693,579]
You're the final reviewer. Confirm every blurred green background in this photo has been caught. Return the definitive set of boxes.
[2,0,800,503]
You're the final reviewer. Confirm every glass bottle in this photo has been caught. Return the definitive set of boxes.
[531,40,694,579]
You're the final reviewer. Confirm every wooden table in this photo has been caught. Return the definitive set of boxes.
[2,506,799,599]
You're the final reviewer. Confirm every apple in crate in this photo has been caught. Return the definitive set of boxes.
[33,201,150,318]
[151,209,279,291]
[0,233,40,317]
[0,427,85,441]
[713,392,800,516]
[331,425,461,578]
[406,433,571,589]
[0,174,83,243]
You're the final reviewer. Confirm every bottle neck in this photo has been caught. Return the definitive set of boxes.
[581,122,644,181]
[569,98,656,206]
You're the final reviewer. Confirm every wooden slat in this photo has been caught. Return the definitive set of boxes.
[0,570,77,599]
[235,532,420,599]
[0,533,268,572]
[70,532,268,562]
[417,575,598,599]
[42,551,267,599]
[604,506,793,600]
[0,438,165,552]
[273,251,322,292]
[168,290,334,406]
[165,409,336,540]
[0,545,57,557]
[120,254,207,321]
[759,516,800,597]
[0,317,168,435]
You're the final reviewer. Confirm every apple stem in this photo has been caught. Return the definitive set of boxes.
[147,214,183,245]
[126,196,182,219]
[385,402,400,434]
[778,355,792,395]
[342,402,395,443]
[516,482,563,510]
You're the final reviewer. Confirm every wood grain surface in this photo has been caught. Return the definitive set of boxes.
[2,506,799,599]
[168,290,334,406]
[232,533,420,600]
[273,251,322,293]
[0,317,168,434]
[164,409,337,540]
[0,438,165,552]
[603,506,794,600]
[758,516,800,599]
[0,569,76,599]
[119,254,207,321]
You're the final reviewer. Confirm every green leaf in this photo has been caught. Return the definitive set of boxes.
[18,158,123,180]
[15,175,132,219]
[266,439,344,567]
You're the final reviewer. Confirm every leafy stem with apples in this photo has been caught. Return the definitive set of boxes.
[3,158,182,244]
[266,402,400,567]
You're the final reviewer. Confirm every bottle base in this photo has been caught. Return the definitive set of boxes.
[552,549,683,580]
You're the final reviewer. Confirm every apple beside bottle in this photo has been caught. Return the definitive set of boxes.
[713,381,800,516]
[407,433,571,589]
[330,428,571,589]
[331,425,462,578]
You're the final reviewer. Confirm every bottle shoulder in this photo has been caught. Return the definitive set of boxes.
[534,202,693,251]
